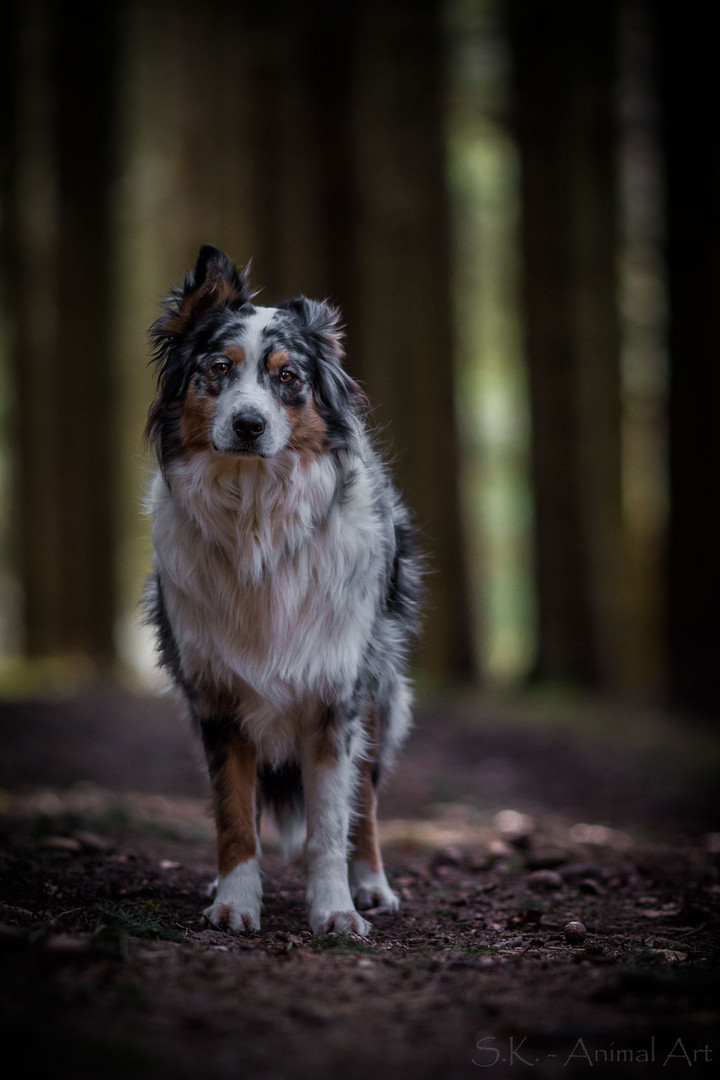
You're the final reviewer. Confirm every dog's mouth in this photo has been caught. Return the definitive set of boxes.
[212,440,270,458]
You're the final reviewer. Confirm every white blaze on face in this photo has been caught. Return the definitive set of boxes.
[211,307,292,456]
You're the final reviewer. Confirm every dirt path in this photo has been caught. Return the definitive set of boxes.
[1,688,718,1078]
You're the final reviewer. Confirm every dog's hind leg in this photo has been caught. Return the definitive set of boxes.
[200,718,262,932]
[258,762,306,861]
[349,760,399,912]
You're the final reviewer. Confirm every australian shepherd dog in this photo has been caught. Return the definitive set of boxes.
[144,245,422,936]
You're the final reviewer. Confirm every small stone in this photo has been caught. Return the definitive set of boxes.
[467,853,492,872]
[495,810,535,847]
[578,877,603,895]
[431,846,464,869]
[526,869,564,891]
[499,936,525,949]
[38,836,82,854]
[524,848,569,870]
[649,948,687,963]
[488,839,515,860]
[73,830,111,853]
[44,933,91,953]
[564,920,587,944]
[559,862,607,882]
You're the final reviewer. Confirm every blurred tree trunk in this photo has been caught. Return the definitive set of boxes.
[656,1,720,712]
[9,0,118,661]
[507,0,625,689]
[352,0,475,680]
[5,1,61,657]
[241,1,356,318]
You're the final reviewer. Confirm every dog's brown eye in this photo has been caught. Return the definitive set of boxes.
[278,369,295,384]
[212,360,230,376]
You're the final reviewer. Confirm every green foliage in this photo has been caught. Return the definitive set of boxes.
[309,933,377,955]
[92,901,185,943]
[463,944,499,956]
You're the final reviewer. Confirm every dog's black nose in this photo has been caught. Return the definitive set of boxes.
[233,410,266,441]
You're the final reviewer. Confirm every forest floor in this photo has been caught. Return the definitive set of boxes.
[0,684,719,1079]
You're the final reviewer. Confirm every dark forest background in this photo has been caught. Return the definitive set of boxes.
[0,0,717,717]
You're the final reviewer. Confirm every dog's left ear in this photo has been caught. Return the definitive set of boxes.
[281,296,344,361]
[282,297,366,447]
[152,245,254,343]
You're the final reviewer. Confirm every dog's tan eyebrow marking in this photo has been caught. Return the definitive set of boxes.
[224,345,246,366]
[267,349,291,373]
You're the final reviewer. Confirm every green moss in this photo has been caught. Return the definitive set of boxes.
[308,933,378,955]
[92,901,185,943]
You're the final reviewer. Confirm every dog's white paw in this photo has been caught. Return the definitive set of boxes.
[306,870,370,936]
[310,908,372,937]
[203,900,261,932]
[202,860,262,933]
[350,860,400,911]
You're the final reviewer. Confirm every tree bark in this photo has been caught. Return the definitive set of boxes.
[352,0,476,679]
[9,0,119,661]
[507,0,625,689]
[656,0,720,712]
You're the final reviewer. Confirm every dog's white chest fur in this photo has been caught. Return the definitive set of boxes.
[150,451,383,749]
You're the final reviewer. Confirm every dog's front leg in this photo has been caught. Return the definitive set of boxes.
[301,733,371,937]
[200,718,262,932]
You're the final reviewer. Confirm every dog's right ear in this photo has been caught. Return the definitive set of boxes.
[145,247,254,460]
[152,245,254,343]
[185,244,251,308]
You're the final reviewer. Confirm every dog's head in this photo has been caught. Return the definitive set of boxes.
[146,245,364,467]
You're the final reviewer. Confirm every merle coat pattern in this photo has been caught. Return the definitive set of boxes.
[145,245,422,936]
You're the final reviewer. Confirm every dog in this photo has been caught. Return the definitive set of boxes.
[144,245,422,936]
